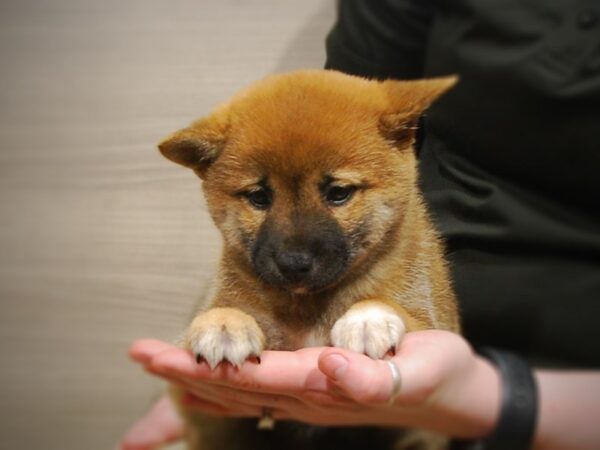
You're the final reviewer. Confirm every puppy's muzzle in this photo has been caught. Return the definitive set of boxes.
[251,214,350,293]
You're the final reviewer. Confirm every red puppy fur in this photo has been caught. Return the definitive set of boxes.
[159,70,459,450]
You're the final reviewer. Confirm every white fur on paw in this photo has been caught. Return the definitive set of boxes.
[331,304,406,359]
[186,308,264,370]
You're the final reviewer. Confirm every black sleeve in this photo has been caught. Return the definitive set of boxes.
[325,0,436,80]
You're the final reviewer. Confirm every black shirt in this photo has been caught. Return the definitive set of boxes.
[326,0,600,368]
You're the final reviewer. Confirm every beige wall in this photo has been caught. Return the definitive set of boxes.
[0,2,335,449]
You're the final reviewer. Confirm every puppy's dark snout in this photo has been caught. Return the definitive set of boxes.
[252,215,349,291]
[275,250,314,281]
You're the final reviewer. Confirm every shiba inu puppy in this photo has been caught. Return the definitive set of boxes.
[159,70,459,450]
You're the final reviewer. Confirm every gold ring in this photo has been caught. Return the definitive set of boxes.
[257,407,275,430]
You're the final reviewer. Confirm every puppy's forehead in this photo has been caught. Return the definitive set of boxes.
[227,126,377,182]
[223,72,387,177]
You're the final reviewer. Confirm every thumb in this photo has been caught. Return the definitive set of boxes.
[118,395,183,450]
[318,348,396,404]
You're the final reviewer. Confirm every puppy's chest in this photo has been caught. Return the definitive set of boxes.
[289,326,331,350]
[266,296,348,350]
[265,317,333,351]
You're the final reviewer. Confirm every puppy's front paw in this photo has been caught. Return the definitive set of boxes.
[331,301,406,359]
[185,307,265,370]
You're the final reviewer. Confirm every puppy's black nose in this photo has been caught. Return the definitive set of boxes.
[274,250,314,282]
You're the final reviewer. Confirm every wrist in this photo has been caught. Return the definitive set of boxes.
[463,355,503,436]
[452,348,539,450]
[437,353,502,438]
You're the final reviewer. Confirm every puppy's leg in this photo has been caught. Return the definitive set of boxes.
[186,307,265,369]
[331,300,425,359]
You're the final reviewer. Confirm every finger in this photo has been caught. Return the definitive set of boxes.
[151,367,345,425]
[147,348,201,377]
[143,363,296,415]
[129,339,178,366]
[140,366,236,413]
[181,392,260,418]
[164,367,305,413]
[166,375,257,411]
[145,365,290,413]
[179,389,295,422]
[318,348,395,404]
[146,347,271,389]
[195,383,305,411]
[118,395,183,450]
[150,346,330,396]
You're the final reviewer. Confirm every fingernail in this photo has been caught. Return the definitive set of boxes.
[324,354,348,380]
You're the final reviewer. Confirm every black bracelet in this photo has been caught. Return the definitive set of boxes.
[450,348,539,450]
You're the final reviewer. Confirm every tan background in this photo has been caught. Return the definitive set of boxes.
[0,1,335,449]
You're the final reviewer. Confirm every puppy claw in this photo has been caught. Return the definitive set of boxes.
[248,354,262,365]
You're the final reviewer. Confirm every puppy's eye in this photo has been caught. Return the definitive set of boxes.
[325,185,356,206]
[244,188,271,210]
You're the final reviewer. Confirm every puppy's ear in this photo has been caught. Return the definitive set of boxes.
[379,76,457,149]
[158,111,229,178]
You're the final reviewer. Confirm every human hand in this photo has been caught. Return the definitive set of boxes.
[122,329,500,448]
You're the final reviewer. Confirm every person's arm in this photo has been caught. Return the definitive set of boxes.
[325,0,435,80]
[533,371,600,450]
